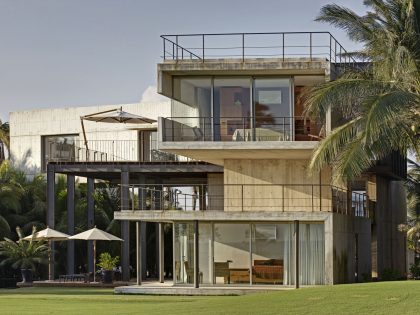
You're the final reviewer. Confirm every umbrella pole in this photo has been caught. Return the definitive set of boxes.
[80,118,89,157]
[48,240,52,281]
[93,240,96,283]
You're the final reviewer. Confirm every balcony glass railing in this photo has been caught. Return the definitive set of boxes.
[161,116,322,142]
[119,184,368,218]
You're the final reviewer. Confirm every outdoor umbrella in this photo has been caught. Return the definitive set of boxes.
[80,107,156,151]
[23,227,69,281]
[69,227,123,283]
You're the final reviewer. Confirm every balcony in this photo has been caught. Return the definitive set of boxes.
[44,139,196,165]
[160,116,322,142]
[118,184,368,217]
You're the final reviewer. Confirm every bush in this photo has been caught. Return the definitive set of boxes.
[381,268,400,281]
[409,264,420,279]
[97,252,119,271]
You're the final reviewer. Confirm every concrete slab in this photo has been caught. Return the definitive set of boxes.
[115,283,292,296]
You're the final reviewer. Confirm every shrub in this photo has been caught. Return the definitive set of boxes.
[97,252,119,271]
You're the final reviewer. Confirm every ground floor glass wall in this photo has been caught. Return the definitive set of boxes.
[173,222,325,286]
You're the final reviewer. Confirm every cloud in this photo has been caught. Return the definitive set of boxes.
[140,85,167,103]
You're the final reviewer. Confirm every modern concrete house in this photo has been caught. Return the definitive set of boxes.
[10,32,407,291]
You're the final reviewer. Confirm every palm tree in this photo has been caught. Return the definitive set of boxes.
[399,160,420,259]
[0,226,48,283]
[0,120,9,161]
[0,161,24,239]
[303,0,420,183]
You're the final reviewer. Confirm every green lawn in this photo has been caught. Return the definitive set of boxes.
[0,281,419,315]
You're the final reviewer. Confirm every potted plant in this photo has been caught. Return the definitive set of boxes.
[0,227,48,285]
[97,252,119,284]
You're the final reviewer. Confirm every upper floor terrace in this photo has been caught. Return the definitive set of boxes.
[156,32,357,163]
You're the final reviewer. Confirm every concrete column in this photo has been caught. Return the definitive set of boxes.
[46,164,55,280]
[158,222,164,283]
[121,169,130,281]
[194,220,199,288]
[294,220,300,289]
[136,221,142,285]
[67,174,75,275]
[87,177,95,274]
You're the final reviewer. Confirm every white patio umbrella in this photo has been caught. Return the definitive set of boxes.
[80,107,156,152]
[69,227,123,283]
[23,227,69,281]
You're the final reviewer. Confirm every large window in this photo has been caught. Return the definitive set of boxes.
[213,78,251,141]
[254,78,292,140]
[174,223,195,285]
[170,76,293,141]
[214,223,250,284]
[174,222,325,286]
[42,134,78,171]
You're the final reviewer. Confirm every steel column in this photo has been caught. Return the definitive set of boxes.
[158,223,164,283]
[46,164,55,280]
[121,169,130,281]
[194,220,199,288]
[136,221,142,285]
[87,177,95,274]
[66,174,75,275]
[294,220,300,289]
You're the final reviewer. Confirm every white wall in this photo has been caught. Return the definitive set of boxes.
[9,101,171,175]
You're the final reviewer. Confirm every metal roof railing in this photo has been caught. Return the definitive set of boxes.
[161,31,357,66]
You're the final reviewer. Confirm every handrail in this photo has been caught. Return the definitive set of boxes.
[160,32,357,66]
[119,183,368,218]
[161,116,323,142]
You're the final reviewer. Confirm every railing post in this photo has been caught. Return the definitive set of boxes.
[241,185,244,211]
[242,33,245,62]
[172,42,174,60]
[311,185,314,212]
[176,35,178,61]
[282,33,285,61]
[282,185,285,212]
[319,184,322,211]
[163,37,166,60]
[329,34,332,62]
[202,34,205,62]
[309,32,312,60]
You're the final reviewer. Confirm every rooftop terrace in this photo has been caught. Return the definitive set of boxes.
[161,32,356,66]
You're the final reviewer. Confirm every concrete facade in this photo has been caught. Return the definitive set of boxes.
[8,32,407,290]
[9,101,170,175]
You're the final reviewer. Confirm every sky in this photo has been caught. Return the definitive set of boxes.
[0,0,367,122]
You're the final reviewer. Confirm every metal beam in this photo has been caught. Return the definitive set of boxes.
[87,177,95,274]
[46,164,55,280]
[121,169,130,281]
[67,174,75,275]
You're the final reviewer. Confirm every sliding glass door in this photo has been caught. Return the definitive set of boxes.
[213,78,252,141]
[175,222,326,286]
[254,78,293,140]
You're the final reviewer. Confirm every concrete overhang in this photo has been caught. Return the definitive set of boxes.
[158,58,329,76]
[114,210,330,222]
[158,58,330,97]
[158,141,318,165]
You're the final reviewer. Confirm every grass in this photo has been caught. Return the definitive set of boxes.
[0,281,419,315]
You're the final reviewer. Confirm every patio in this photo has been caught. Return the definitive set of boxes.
[114,281,292,295]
